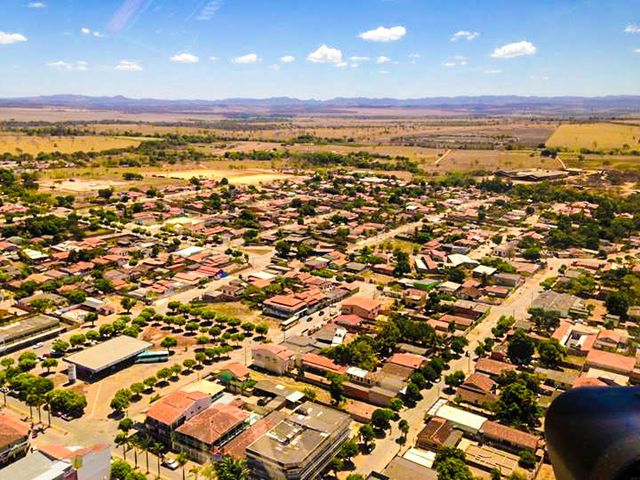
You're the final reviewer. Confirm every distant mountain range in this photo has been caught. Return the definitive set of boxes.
[1,94,639,115]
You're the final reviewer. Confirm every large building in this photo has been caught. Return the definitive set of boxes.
[145,390,212,442]
[246,402,351,480]
[0,314,64,355]
[64,336,152,380]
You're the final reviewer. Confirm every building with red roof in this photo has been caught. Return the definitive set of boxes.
[145,390,211,441]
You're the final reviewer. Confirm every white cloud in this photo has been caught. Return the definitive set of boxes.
[47,60,88,71]
[379,70,390,75]
[491,41,537,58]
[336,61,348,68]
[209,56,218,62]
[170,53,199,63]
[350,56,370,62]
[27,2,46,8]
[443,55,467,67]
[624,24,640,33]
[232,53,259,64]
[0,32,27,45]
[376,55,391,64]
[483,69,502,74]
[115,60,143,71]
[451,30,479,42]
[196,0,223,21]
[280,55,295,63]
[358,25,406,42]
[634,48,640,54]
[270,64,281,71]
[307,45,343,64]
[80,27,104,37]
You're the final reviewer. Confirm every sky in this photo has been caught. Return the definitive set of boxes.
[1,0,639,99]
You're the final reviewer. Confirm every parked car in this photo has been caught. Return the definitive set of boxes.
[162,457,179,470]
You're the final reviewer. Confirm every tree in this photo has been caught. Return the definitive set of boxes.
[528,308,561,333]
[445,370,466,389]
[69,333,85,348]
[606,290,629,317]
[156,367,172,383]
[346,475,365,480]
[214,456,250,480]
[111,389,132,414]
[433,447,474,480]
[46,389,87,417]
[537,339,566,368]
[85,312,98,327]
[161,336,178,352]
[118,417,134,432]
[405,382,422,402]
[389,397,404,412]
[371,408,394,432]
[358,423,375,452]
[176,452,188,480]
[338,438,359,464]
[183,359,196,371]
[275,240,291,257]
[52,339,70,355]
[143,376,157,390]
[41,358,58,373]
[518,449,537,469]
[255,322,269,337]
[399,419,410,443]
[111,459,133,480]
[393,249,411,277]
[130,382,145,398]
[494,379,541,428]
[450,337,468,355]
[115,431,129,460]
[121,297,137,313]
[507,329,535,365]
[327,372,346,406]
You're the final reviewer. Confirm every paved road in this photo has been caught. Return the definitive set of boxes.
[350,257,572,477]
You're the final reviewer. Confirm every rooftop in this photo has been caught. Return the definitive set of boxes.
[146,390,210,426]
[176,403,249,446]
[64,336,152,373]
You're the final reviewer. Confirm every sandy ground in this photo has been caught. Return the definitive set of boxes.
[151,168,293,185]
[39,178,126,192]
[0,133,141,154]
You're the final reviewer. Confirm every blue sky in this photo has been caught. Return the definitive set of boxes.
[1,0,639,99]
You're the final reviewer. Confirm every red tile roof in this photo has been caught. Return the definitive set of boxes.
[146,390,210,426]
[480,421,540,451]
[175,403,249,446]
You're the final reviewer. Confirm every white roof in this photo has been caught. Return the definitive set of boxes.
[23,248,48,260]
[447,254,479,267]
[434,404,487,432]
[586,367,629,386]
[403,448,436,469]
[439,281,461,292]
[175,245,204,258]
[473,265,497,276]
[286,390,306,403]
[250,271,276,280]
[347,366,368,378]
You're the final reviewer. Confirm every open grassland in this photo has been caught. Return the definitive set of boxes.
[428,148,563,172]
[546,123,640,150]
[0,133,142,154]
[562,152,640,170]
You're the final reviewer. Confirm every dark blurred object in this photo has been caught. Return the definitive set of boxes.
[545,386,640,480]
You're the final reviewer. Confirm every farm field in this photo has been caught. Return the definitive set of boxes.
[0,133,142,154]
[546,122,640,150]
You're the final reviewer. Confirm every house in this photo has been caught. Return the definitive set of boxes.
[493,273,522,288]
[456,373,496,406]
[387,352,426,371]
[341,296,381,320]
[585,349,637,376]
[173,403,250,463]
[416,417,462,451]
[475,358,516,378]
[301,353,347,376]
[145,390,212,442]
[479,421,540,454]
[0,411,30,466]
[251,344,296,375]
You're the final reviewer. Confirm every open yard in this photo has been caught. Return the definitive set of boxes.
[0,133,142,154]
[151,167,294,185]
[546,123,640,151]
[429,148,562,172]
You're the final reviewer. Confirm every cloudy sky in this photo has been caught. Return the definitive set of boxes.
[1,0,639,99]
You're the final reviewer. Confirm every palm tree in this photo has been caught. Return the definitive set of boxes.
[115,432,128,461]
[189,465,201,480]
[176,451,188,480]
[214,456,250,480]
[150,442,163,479]
[200,463,216,480]
[138,434,151,473]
